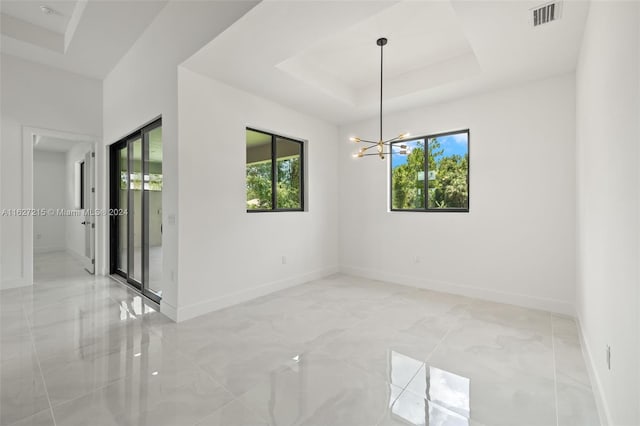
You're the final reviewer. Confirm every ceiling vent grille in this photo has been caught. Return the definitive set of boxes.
[531,1,562,27]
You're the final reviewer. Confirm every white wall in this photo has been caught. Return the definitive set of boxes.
[103,0,257,320]
[0,54,102,289]
[575,2,640,425]
[176,68,339,322]
[33,150,66,253]
[65,143,92,258]
[338,73,577,315]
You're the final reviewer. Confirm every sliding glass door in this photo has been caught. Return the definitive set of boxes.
[110,118,162,303]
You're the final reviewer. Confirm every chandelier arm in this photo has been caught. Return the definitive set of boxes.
[360,153,391,157]
[383,136,404,144]
[356,139,380,144]
[360,144,378,152]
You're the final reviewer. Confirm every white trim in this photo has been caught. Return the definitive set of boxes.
[175,265,340,322]
[576,314,612,426]
[340,265,575,316]
[21,126,100,288]
[160,301,178,322]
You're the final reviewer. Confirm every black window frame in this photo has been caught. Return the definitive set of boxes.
[246,127,305,213]
[389,129,470,213]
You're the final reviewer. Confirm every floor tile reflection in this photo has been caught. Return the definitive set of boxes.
[0,252,600,426]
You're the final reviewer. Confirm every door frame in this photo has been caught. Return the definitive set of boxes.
[21,126,100,286]
[108,117,162,304]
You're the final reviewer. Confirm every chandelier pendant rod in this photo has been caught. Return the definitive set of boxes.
[351,37,409,159]
[379,38,383,143]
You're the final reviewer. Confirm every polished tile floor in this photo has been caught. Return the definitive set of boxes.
[1,251,600,426]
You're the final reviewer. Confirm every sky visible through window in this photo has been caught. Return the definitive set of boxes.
[392,133,468,167]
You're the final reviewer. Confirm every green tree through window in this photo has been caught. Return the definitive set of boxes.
[391,130,469,211]
[246,129,304,211]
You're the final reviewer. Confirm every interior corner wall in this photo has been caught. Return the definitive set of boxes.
[176,67,339,322]
[33,150,67,253]
[0,54,102,289]
[338,73,577,315]
[102,1,258,320]
[575,2,640,425]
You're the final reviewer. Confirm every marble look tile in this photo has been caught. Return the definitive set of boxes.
[265,304,362,351]
[463,300,552,335]
[552,315,592,390]
[5,409,55,426]
[1,308,33,363]
[1,253,600,426]
[189,329,299,396]
[0,352,50,425]
[53,366,233,426]
[428,317,555,382]
[309,322,440,388]
[363,289,469,333]
[0,288,26,309]
[40,333,168,406]
[552,315,580,342]
[238,352,402,426]
[288,278,407,319]
[194,400,270,426]
[378,386,474,426]
[403,362,557,426]
[556,374,600,426]
[553,336,591,388]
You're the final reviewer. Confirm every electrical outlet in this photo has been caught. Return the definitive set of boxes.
[414,256,420,264]
[606,345,611,370]
[281,256,287,265]
[36,233,42,240]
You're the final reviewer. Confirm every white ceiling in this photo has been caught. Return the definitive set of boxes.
[1,1,77,34]
[0,0,168,78]
[34,136,90,153]
[0,0,590,124]
[183,0,590,125]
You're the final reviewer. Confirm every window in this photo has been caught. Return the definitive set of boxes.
[246,128,304,211]
[390,129,469,212]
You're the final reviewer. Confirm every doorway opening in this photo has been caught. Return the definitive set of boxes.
[109,118,163,303]
[31,133,96,282]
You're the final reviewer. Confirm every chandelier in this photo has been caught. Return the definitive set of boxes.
[351,37,410,159]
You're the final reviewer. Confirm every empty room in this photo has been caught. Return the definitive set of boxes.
[0,1,638,425]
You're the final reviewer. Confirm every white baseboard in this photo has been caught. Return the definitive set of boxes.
[341,265,575,316]
[175,265,340,322]
[160,301,178,322]
[576,314,611,426]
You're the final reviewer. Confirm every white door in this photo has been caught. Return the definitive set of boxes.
[83,151,95,274]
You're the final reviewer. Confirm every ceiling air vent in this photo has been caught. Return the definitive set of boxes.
[531,1,562,27]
